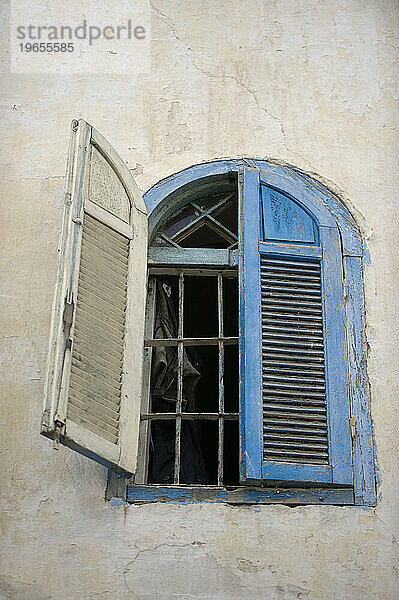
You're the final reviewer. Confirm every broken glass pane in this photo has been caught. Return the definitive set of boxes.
[178,223,231,249]
[214,201,238,236]
[162,205,199,239]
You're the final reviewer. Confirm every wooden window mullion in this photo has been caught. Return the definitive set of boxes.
[174,272,184,484]
[217,272,224,486]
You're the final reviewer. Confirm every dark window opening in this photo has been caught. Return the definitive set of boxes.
[184,276,218,338]
[145,271,239,486]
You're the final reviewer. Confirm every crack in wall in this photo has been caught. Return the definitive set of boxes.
[121,542,205,598]
[149,1,312,168]
[375,513,399,546]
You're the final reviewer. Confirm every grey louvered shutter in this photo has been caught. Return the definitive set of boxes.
[42,120,147,475]
[239,167,353,485]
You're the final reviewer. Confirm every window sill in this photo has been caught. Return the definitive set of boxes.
[127,484,354,505]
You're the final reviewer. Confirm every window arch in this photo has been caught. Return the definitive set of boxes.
[150,173,238,249]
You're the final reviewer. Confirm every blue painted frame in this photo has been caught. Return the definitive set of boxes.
[127,485,354,505]
[128,159,376,506]
[239,168,262,481]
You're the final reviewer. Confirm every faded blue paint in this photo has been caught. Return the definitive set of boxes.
[259,241,322,259]
[258,169,336,229]
[148,247,238,267]
[261,185,317,244]
[344,256,377,505]
[239,168,262,482]
[127,484,354,505]
[239,169,353,486]
[320,227,353,485]
[261,463,331,483]
[108,497,126,508]
[293,169,362,257]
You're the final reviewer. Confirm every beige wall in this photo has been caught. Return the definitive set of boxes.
[1,1,399,598]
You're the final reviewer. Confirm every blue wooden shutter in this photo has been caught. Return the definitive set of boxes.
[239,167,353,485]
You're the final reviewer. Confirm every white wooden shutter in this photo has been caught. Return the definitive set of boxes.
[41,119,147,475]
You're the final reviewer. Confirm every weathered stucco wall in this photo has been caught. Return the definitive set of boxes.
[1,1,398,598]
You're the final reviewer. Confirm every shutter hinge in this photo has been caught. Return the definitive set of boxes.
[62,294,75,347]
[350,416,357,441]
[53,419,65,450]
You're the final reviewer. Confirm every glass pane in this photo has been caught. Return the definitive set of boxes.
[223,276,238,337]
[150,275,179,413]
[184,346,218,413]
[224,345,239,413]
[184,276,218,337]
[180,419,218,485]
[162,205,199,239]
[214,202,238,236]
[154,235,174,247]
[224,420,239,486]
[147,419,175,484]
[195,189,234,212]
[178,223,230,249]
[194,194,222,212]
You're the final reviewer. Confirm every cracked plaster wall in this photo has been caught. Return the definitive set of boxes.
[0,1,398,599]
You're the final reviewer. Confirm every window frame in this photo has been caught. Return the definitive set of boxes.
[126,159,376,506]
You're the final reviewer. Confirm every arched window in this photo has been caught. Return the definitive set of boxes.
[136,173,240,488]
[42,120,376,506]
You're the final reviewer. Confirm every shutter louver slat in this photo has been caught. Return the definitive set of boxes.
[261,255,329,465]
[78,272,128,301]
[68,382,121,413]
[68,396,120,428]
[263,301,322,313]
[67,407,118,444]
[71,355,122,386]
[69,376,120,407]
[75,317,125,348]
[79,260,128,289]
[82,234,129,263]
[76,297,126,331]
[67,213,129,444]
[77,288,126,321]
[73,341,123,370]
[74,307,125,339]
